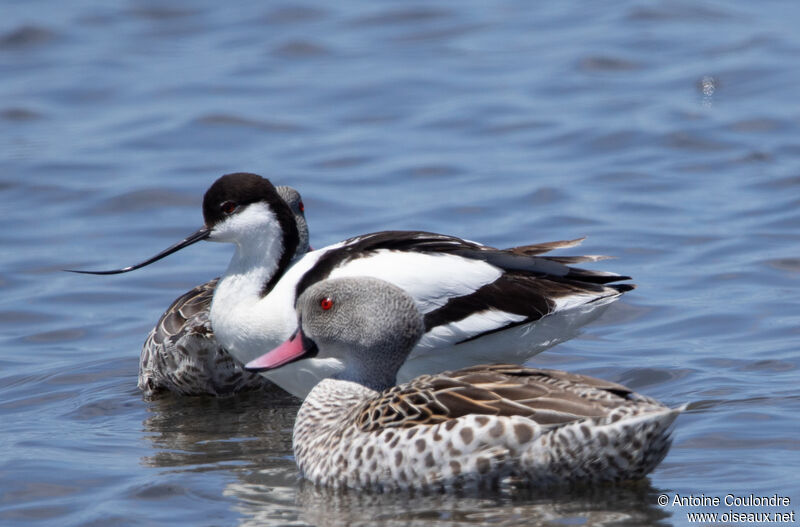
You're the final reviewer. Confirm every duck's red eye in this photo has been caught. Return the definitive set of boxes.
[298,201,305,213]
[320,297,333,310]
[221,201,237,215]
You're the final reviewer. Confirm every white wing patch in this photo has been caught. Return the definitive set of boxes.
[417,309,527,349]
[552,289,621,313]
[326,250,502,314]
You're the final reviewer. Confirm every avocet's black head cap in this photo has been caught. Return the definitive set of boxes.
[203,171,299,256]
[204,173,300,291]
[203,172,286,227]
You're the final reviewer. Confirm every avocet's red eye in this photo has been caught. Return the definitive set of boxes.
[221,201,237,215]
[320,297,333,310]
[298,201,305,213]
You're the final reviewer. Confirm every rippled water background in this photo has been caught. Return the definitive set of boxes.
[2,1,799,526]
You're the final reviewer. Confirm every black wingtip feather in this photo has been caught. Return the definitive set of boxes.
[611,283,636,293]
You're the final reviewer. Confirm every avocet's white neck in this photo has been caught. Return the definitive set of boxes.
[213,202,286,297]
[223,229,283,289]
[209,203,295,367]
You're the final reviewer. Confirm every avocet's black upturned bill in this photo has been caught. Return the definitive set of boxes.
[138,186,310,397]
[67,173,300,278]
[245,277,679,491]
[72,172,635,399]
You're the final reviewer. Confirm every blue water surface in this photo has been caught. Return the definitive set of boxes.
[2,1,799,526]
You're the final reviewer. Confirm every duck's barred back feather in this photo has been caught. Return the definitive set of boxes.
[354,365,662,432]
[148,278,217,345]
[139,278,274,397]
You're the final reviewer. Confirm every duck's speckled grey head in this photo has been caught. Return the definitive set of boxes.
[298,277,424,390]
[248,276,425,391]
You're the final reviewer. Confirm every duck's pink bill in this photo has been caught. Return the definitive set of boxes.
[245,331,304,371]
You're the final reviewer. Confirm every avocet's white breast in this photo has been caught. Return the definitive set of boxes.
[211,244,346,372]
[209,202,294,363]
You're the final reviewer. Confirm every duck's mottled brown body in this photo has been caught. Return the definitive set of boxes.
[294,365,679,491]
